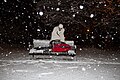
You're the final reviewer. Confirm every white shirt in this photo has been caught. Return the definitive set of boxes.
[51,26,65,42]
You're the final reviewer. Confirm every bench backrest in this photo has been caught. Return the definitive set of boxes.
[33,39,74,47]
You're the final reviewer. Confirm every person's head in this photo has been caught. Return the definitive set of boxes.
[58,24,63,29]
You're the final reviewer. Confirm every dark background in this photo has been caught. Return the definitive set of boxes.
[0,0,120,49]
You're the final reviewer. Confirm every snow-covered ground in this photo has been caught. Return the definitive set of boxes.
[0,44,120,80]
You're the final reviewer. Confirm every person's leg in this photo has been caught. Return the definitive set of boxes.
[50,40,61,48]
[50,40,54,48]
[61,42,66,44]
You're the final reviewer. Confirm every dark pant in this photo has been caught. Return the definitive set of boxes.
[50,40,65,48]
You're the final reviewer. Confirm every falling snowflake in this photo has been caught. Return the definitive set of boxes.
[15,16,18,19]
[79,48,82,51]
[4,0,7,2]
[6,54,8,57]
[56,8,60,11]
[94,68,97,70]
[9,52,12,54]
[82,67,86,71]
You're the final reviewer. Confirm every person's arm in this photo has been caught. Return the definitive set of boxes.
[59,28,65,42]
[57,31,60,37]
[60,28,65,34]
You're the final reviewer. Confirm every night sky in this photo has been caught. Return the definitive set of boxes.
[0,0,120,49]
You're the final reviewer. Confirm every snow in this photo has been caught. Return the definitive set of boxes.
[4,0,7,2]
[0,59,120,80]
[82,67,86,71]
[0,45,120,80]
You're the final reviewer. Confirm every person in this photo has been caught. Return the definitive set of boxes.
[51,24,65,42]
[50,24,65,46]
[50,24,72,52]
